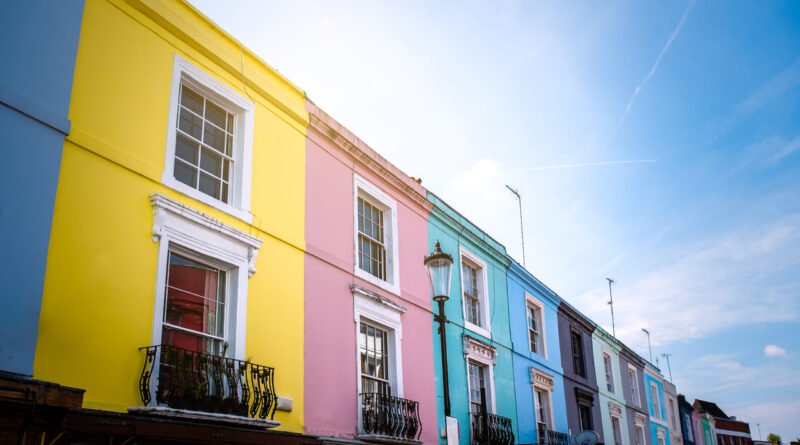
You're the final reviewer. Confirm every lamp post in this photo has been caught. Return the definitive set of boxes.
[425,241,454,417]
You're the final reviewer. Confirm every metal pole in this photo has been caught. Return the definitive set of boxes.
[607,278,616,337]
[642,328,653,363]
[757,423,762,440]
[505,185,526,267]
[662,354,674,382]
[436,300,451,417]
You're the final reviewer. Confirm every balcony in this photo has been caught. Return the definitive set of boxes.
[537,424,570,445]
[359,393,422,444]
[471,411,514,445]
[137,345,277,424]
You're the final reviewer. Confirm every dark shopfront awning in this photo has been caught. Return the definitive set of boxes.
[61,408,323,445]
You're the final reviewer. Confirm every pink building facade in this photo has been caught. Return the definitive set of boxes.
[304,102,437,444]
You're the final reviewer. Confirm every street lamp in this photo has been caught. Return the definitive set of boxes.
[424,241,453,417]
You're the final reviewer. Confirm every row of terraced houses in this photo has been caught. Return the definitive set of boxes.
[0,2,756,445]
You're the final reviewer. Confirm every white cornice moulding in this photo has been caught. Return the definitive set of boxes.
[463,335,497,365]
[150,193,263,276]
[350,284,407,314]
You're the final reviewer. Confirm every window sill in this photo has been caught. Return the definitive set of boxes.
[464,321,491,340]
[163,177,253,225]
[355,267,400,296]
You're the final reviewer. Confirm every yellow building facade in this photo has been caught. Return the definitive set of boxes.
[34,0,307,434]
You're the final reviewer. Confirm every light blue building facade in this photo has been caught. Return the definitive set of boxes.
[644,364,672,445]
[506,261,569,444]
[0,0,84,376]
[428,193,517,445]
[592,327,630,445]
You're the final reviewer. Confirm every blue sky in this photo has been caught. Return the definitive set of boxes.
[191,0,800,438]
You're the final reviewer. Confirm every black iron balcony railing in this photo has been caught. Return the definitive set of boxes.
[361,393,422,442]
[138,344,277,420]
[536,424,569,445]
[470,411,514,445]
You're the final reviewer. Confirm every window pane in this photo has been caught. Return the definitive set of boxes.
[163,252,225,354]
[175,134,198,165]
[203,122,227,153]
[174,160,197,188]
[200,148,222,177]
[199,172,221,200]
[179,106,203,140]
[205,100,227,129]
[181,85,204,115]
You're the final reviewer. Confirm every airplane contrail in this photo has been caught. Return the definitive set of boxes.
[513,159,656,172]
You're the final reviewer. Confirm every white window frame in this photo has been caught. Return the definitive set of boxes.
[628,364,641,407]
[531,369,555,432]
[610,409,623,445]
[668,397,677,429]
[657,428,666,445]
[684,413,693,439]
[163,55,255,224]
[464,336,497,413]
[603,349,615,393]
[650,382,661,420]
[460,247,491,338]
[353,287,404,433]
[525,294,547,358]
[353,175,400,295]
[634,413,647,445]
[149,193,262,361]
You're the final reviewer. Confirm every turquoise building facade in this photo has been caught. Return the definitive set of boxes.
[427,193,517,445]
[644,365,672,445]
[506,261,569,443]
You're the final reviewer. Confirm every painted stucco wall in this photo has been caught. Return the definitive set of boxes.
[620,352,651,445]
[303,103,437,443]
[645,370,671,445]
[506,261,568,443]
[592,330,630,445]
[428,193,516,445]
[33,0,308,433]
[0,0,84,376]
[557,305,604,439]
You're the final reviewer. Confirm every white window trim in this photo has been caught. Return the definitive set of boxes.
[628,364,641,407]
[525,294,548,358]
[163,54,255,224]
[649,381,662,421]
[460,247,491,339]
[149,193,262,361]
[353,288,404,434]
[531,369,555,430]
[609,404,623,445]
[603,349,616,394]
[353,175,400,295]
[463,336,497,413]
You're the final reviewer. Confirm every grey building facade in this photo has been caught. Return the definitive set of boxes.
[557,303,604,440]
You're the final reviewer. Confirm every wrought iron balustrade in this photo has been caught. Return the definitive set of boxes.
[536,425,570,445]
[470,411,514,445]
[361,393,422,442]
[138,344,276,420]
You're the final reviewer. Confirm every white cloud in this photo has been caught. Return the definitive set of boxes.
[572,214,800,351]
[764,344,788,358]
